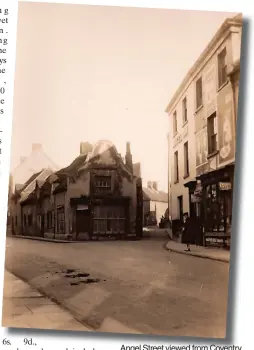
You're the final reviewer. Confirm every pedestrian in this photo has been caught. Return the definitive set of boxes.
[181,213,194,252]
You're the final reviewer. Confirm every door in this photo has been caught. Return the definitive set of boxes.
[76,210,90,235]
[177,195,183,223]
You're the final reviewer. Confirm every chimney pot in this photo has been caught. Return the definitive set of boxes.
[147,181,152,189]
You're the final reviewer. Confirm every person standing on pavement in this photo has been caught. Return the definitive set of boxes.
[181,213,195,251]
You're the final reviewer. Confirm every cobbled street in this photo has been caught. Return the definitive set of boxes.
[4,233,229,338]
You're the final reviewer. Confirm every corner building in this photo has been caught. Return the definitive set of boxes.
[165,14,242,244]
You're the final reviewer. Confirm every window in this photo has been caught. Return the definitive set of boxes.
[184,141,189,177]
[207,113,217,155]
[94,176,111,194]
[93,206,125,234]
[196,77,203,109]
[173,111,177,135]
[174,151,179,183]
[218,48,227,88]
[182,97,187,123]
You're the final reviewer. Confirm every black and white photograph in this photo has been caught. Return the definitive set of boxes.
[1,1,243,339]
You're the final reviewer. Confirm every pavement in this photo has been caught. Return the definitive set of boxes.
[4,235,229,338]
[1,270,91,331]
[166,240,230,263]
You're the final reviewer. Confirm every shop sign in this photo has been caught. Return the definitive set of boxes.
[219,182,232,191]
[191,183,203,203]
[191,194,201,203]
[77,204,89,211]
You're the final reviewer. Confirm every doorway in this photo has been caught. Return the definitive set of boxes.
[76,209,90,235]
[177,195,183,223]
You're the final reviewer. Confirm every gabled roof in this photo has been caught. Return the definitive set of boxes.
[143,187,168,203]
[55,153,88,178]
[55,140,133,183]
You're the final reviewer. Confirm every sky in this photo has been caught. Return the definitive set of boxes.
[10,2,237,192]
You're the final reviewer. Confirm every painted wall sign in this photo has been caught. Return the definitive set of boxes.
[173,133,182,148]
[196,127,208,167]
[204,64,217,117]
[217,84,235,166]
[173,125,188,148]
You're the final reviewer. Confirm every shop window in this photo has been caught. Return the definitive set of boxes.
[218,47,227,88]
[207,113,217,155]
[183,141,189,177]
[94,176,111,194]
[174,151,179,183]
[93,205,125,234]
[204,183,232,233]
[196,77,203,109]
[182,97,187,124]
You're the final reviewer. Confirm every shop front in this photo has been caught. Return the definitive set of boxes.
[198,164,234,248]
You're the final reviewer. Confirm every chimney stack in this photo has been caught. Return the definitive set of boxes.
[133,162,141,178]
[125,141,133,173]
[153,181,158,191]
[80,142,93,155]
[147,181,153,189]
[32,143,42,152]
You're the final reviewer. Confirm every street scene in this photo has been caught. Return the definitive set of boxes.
[3,233,229,337]
[2,2,242,340]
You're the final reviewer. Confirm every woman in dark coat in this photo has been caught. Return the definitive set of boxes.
[181,213,195,251]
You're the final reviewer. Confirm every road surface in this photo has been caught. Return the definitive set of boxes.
[4,234,229,338]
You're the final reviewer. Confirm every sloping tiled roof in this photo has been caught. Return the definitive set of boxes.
[56,153,88,177]
[16,170,44,194]
[143,187,168,203]
[20,173,53,204]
